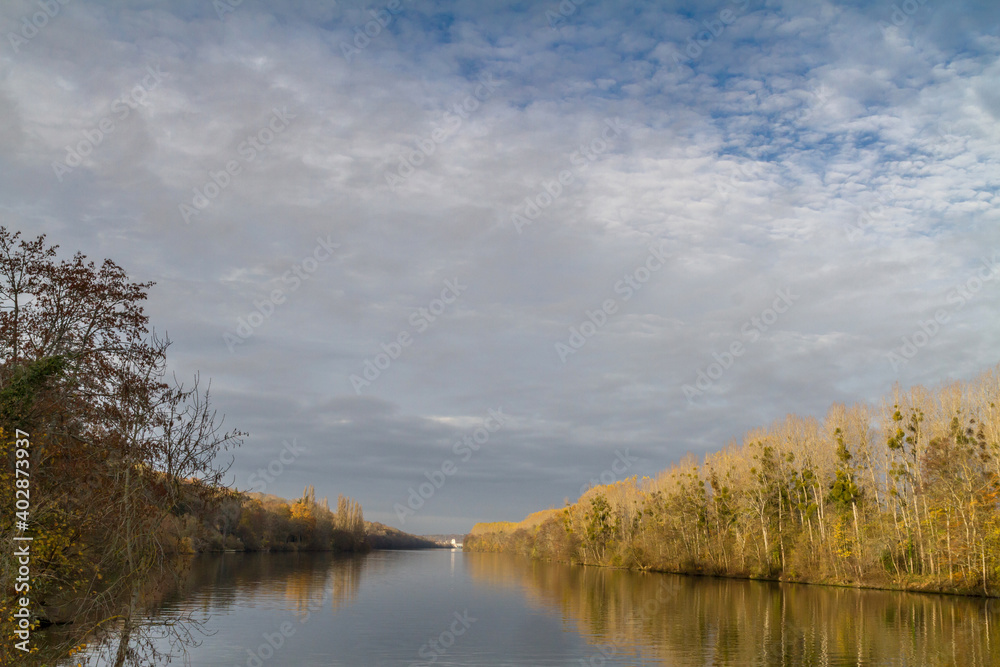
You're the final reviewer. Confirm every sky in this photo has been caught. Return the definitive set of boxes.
[2,0,999,534]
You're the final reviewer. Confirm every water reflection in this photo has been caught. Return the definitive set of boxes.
[466,552,1000,666]
[50,553,369,666]
[57,551,1000,666]
[159,552,367,618]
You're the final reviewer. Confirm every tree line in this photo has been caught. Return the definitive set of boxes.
[466,366,1000,598]
[160,484,368,554]
[0,229,367,665]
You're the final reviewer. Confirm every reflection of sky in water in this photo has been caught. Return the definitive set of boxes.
[70,551,1000,666]
[82,551,648,666]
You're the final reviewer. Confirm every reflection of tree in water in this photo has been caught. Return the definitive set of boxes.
[47,553,366,665]
[167,553,366,620]
[466,552,1000,666]
[328,556,364,613]
[284,554,365,617]
[36,558,209,667]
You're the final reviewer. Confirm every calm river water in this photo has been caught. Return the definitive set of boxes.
[71,549,1000,666]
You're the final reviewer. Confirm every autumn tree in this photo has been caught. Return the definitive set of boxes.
[0,228,244,666]
[466,363,1000,598]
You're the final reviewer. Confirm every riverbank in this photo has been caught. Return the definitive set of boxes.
[465,366,1000,600]
[466,525,999,599]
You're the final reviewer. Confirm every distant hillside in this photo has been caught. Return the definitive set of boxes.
[365,521,444,550]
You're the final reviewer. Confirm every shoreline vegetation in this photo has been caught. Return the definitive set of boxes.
[466,365,1000,600]
[0,229,435,665]
[157,482,440,555]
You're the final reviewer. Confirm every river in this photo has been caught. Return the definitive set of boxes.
[64,549,1000,666]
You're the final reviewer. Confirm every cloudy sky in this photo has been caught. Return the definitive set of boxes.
[3,0,999,533]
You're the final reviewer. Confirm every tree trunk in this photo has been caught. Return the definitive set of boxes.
[852,501,863,577]
[113,614,132,667]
